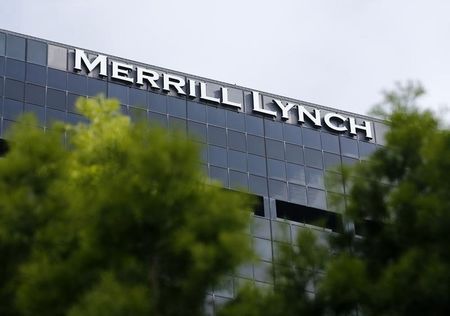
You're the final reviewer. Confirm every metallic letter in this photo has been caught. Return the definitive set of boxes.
[298,106,321,127]
[273,99,296,119]
[324,113,347,132]
[163,74,186,95]
[349,117,373,139]
[111,61,134,83]
[74,49,107,76]
[200,82,220,103]
[136,67,160,89]
[188,79,197,97]
[221,87,242,109]
[252,91,277,117]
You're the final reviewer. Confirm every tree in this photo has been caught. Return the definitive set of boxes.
[0,97,254,316]
[220,82,450,316]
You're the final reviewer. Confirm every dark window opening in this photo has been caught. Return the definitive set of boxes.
[276,200,341,232]
[225,189,264,217]
[0,139,9,156]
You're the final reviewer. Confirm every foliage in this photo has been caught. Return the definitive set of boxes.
[221,82,450,316]
[0,97,254,316]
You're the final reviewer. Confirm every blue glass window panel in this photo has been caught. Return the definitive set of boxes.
[304,148,323,169]
[207,106,226,127]
[46,108,66,125]
[229,170,248,190]
[285,143,304,164]
[129,88,147,109]
[306,167,324,189]
[148,111,167,128]
[303,128,321,149]
[47,68,67,90]
[228,149,247,172]
[68,73,87,95]
[340,137,359,158]
[249,175,268,196]
[187,121,206,143]
[47,88,66,111]
[26,63,46,85]
[359,141,377,159]
[283,124,302,145]
[67,113,83,125]
[108,82,128,104]
[226,110,245,131]
[268,179,288,200]
[187,101,206,122]
[268,158,286,180]
[148,92,166,113]
[5,58,25,80]
[253,238,272,262]
[266,139,284,160]
[0,77,3,96]
[208,126,226,147]
[0,56,4,75]
[228,130,246,152]
[167,97,186,118]
[67,93,82,113]
[6,35,25,60]
[168,116,186,132]
[0,33,5,56]
[247,135,265,156]
[288,184,307,205]
[24,103,45,125]
[286,163,305,185]
[208,145,227,168]
[321,132,340,154]
[4,79,24,101]
[323,152,341,171]
[248,154,266,177]
[209,166,228,187]
[307,188,326,209]
[25,84,45,106]
[27,40,47,65]
[246,115,263,136]
[2,99,23,120]
[342,156,359,167]
[87,78,107,97]
[265,119,283,140]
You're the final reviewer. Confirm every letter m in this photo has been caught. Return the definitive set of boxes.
[74,49,107,76]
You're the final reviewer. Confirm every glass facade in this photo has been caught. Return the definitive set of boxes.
[0,29,388,314]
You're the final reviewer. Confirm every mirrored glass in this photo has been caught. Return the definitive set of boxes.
[187,101,206,122]
[148,92,166,113]
[229,170,248,190]
[208,145,227,167]
[0,33,5,56]
[268,158,286,180]
[307,188,326,209]
[129,88,147,109]
[209,165,228,187]
[47,68,67,90]
[47,88,66,111]
[25,83,45,106]
[285,143,303,164]
[246,115,263,136]
[87,78,107,97]
[67,93,82,113]
[6,35,25,60]
[108,82,128,104]
[249,175,268,196]
[24,103,45,125]
[148,111,167,128]
[265,119,283,140]
[248,154,266,177]
[26,63,46,85]
[0,56,4,76]
[47,45,67,70]
[5,58,25,80]
[187,121,206,143]
[226,110,245,131]
[207,106,226,127]
[228,130,246,152]
[253,238,272,261]
[247,134,265,156]
[254,261,273,283]
[359,141,377,159]
[46,108,66,125]
[208,126,226,147]
[271,221,291,243]
[228,149,247,171]
[304,148,323,169]
[340,137,359,158]
[283,123,302,145]
[2,98,23,120]
[286,163,305,184]
[268,179,287,200]
[167,96,186,118]
[4,79,24,101]
[0,77,3,96]
[288,183,307,205]
[321,132,340,154]
[323,152,341,172]
[303,128,321,149]
[168,116,186,132]
[306,167,324,189]
[266,139,284,160]
[27,40,47,65]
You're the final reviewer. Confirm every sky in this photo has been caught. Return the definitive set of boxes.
[1,0,449,120]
